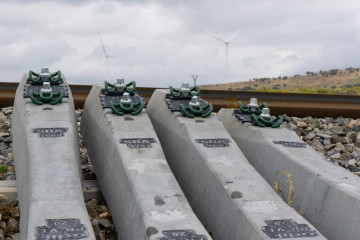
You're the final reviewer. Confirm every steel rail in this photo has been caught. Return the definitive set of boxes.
[1,82,359,117]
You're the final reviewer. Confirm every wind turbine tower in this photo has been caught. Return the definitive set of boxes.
[191,74,199,86]
[98,33,117,81]
[206,30,241,83]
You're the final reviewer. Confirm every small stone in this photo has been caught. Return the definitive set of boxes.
[347,132,357,143]
[91,221,100,234]
[330,153,341,160]
[306,132,316,140]
[355,133,360,147]
[314,119,322,128]
[86,199,98,207]
[331,135,341,144]
[317,133,332,139]
[354,125,360,132]
[97,230,106,240]
[297,121,307,128]
[6,219,19,233]
[334,117,348,125]
[330,126,345,135]
[5,174,15,181]
[86,205,98,220]
[345,143,354,152]
[325,144,336,150]
[327,149,341,156]
[98,218,111,228]
[354,172,360,176]
[94,206,109,214]
[99,212,110,219]
[0,195,8,205]
[3,109,12,115]
[323,138,332,146]
[349,119,359,127]
[354,147,360,156]
[349,159,357,171]
[335,142,346,153]
[282,114,292,122]
[311,139,325,153]
[9,206,19,218]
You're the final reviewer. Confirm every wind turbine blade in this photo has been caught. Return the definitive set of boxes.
[98,32,108,57]
[205,32,226,44]
[227,29,242,42]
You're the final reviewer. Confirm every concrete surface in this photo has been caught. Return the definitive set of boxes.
[81,84,212,240]
[12,73,95,240]
[147,89,326,240]
[217,108,360,240]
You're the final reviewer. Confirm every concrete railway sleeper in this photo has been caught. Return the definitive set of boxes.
[81,81,212,240]
[217,100,360,240]
[147,86,325,240]
[12,69,96,240]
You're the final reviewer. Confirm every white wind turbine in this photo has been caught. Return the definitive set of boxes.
[206,30,241,83]
[98,33,117,81]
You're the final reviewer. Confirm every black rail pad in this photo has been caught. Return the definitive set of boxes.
[23,85,69,98]
[26,78,63,85]
[234,109,282,126]
[100,95,146,108]
[165,94,210,112]
[101,89,136,96]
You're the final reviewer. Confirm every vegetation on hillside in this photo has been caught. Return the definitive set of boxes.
[201,67,360,95]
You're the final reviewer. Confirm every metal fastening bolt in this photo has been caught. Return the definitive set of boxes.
[120,92,132,104]
[40,82,53,94]
[248,98,258,111]
[180,82,190,96]
[40,67,50,81]
[189,96,200,106]
[115,78,126,91]
[260,107,271,119]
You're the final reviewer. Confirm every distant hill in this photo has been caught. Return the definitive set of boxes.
[201,67,360,94]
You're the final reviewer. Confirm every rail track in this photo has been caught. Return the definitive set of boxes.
[1,82,359,117]
[2,72,360,239]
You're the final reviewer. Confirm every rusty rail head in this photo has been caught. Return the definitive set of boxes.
[1,82,360,118]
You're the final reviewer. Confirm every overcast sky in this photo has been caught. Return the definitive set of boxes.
[1,0,360,87]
